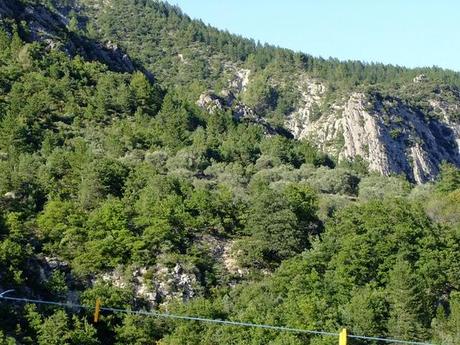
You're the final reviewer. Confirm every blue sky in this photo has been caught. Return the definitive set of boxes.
[171,0,460,71]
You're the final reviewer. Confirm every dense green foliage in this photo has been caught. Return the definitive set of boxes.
[80,0,460,88]
[76,0,460,121]
[17,0,459,123]
[0,1,460,344]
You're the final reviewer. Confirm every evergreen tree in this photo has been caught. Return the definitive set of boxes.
[436,162,460,194]
[432,293,460,345]
[386,259,426,341]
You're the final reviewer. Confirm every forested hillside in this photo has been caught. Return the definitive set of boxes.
[0,0,460,344]
[70,0,460,183]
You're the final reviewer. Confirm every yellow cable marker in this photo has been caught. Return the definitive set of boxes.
[339,328,347,345]
[94,298,101,323]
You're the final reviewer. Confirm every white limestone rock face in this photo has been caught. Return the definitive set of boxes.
[286,78,326,138]
[341,93,459,183]
[230,68,251,94]
[100,263,200,306]
[430,98,460,153]
[196,67,253,119]
[96,234,248,306]
[197,91,225,114]
[340,94,391,174]
[286,89,460,183]
[197,72,460,183]
[196,71,460,183]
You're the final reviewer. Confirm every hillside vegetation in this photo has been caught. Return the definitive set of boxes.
[0,1,460,344]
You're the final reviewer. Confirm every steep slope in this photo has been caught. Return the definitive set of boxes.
[60,0,460,182]
[1,1,460,344]
[0,0,137,73]
[287,83,460,183]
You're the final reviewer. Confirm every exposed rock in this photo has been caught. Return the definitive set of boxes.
[0,0,136,73]
[221,240,248,278]
[196,84,257,120]
[193,234,248,286]
[3,191,17,199]
[35,256,72,293]
[194,234,246,276]
[150,263,198,304]
[197,91,225,114]
[233,103,255,120]
[100,262,200,306]
[3,0,458,184]
[413,74,429,83]
[429,98,460,149]
[197,66,252,116]
[287,91,460,183]
[43,256,69,271]
[95,233,250,306]
[286,77,327,138]
[410,143,438,183]
[342,94,459,183]
[230,68,250,93]
[219,89,236,105]
[197,89,285,137]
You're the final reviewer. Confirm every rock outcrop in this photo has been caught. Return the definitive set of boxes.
[0,0,136,73]
[287,89,460,183]
[197,72,460,183]
[286,77,327,137]
[197,88,289,137]
[100,263,199,306]
[197,91,226,114]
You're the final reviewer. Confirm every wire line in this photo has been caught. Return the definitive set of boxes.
[0,292,435,345]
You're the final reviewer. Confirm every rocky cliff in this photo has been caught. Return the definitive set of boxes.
[199,72,460,183]
[285,79,460,183]
[0,0,136,73]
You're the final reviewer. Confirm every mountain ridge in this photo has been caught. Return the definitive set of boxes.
[2,0,460,182]
[65,0,460,182]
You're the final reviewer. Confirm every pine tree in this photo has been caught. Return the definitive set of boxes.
[9,26,22,58]
[431,292,460,345]
[0,28,10,61]
[386,259,427,341]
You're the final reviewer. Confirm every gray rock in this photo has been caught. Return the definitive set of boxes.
[3,191,17,199]
[287,89,460,183]
[197,91,224,113]
[413,74,429,83]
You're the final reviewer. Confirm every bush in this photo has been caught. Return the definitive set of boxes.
[358,175,411,200]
